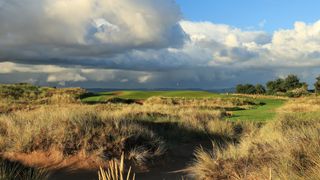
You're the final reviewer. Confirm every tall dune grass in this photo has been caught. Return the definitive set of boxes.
[0,87,267,179]
[186,97,320,180]
[0,105,165,164]
[98,153,135,180]
[0,158,48,180]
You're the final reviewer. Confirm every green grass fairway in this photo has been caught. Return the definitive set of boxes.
[227,98,286,121]
[81,90,226,102]
[81,91,286,121]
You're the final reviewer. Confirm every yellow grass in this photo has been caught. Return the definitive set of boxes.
[98,153,135,180]
[186,97,320,180]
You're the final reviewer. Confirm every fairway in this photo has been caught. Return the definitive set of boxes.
[82,91,286,121]
[81,90,225,102]
[227,98,286,121]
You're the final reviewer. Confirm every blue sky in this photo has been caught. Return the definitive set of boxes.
[176,0,320,32]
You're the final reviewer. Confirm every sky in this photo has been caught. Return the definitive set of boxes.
[1,0,320,89]
[177,0,320,32]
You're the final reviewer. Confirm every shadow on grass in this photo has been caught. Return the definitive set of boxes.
[135,121,238,149]
[0,158,49,180]
[130,120,243,180]
[225,107,246,111]
[83,97,141,105]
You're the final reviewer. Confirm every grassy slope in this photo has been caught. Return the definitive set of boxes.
[227,98,286,121]
[81,91,286,122]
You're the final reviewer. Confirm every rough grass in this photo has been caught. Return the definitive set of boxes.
[81,91,285,122]
[98,153,135,180]
[0,94,261,177]
[186,97,320,180]
[0,105,165,167]
[0,158,48,180]
[0,86,291,179]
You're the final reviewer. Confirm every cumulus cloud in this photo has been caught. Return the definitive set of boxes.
[269,21,320,64]
[0,0,185,65]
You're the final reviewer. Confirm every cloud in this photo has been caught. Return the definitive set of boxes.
[138,74,153,83]
[0,0,186,65]
[1,0,320,88]
[0,62,67,74]
[269,21,320,64]
[47,73,87,83]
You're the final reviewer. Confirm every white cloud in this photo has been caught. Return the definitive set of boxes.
[47,73,87,82]
[269,21,320,63]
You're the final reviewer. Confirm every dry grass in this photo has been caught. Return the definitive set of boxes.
[144,96,260,110]
[0,105,165,165]
[98,153,135,180]
[0,158,48,180]
[186,97,320,180]
[0,88,268,179]
[278,96,320,113]
[0,95,258,171]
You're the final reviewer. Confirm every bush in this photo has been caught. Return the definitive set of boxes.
[285,87,309,98]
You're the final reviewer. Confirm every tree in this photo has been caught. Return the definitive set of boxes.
[315,76,320,94]
[245,84,257,94]
[255,84,266,94]
[284,74,303,90]
[266,78,285,94]
[266,75,308,95]
[236,84,245,94]
[236,84,256,94]
[236,84,267,94]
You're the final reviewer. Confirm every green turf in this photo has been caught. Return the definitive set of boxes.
[116,91,225,99]
[81,90,226,102]
[227,98,286,121]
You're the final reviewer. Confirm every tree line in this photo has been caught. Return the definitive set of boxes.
[236,74,320,97]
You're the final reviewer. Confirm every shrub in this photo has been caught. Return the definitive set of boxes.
[286,87,309,98]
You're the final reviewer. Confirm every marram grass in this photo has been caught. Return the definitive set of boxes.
[98,153,135,180]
